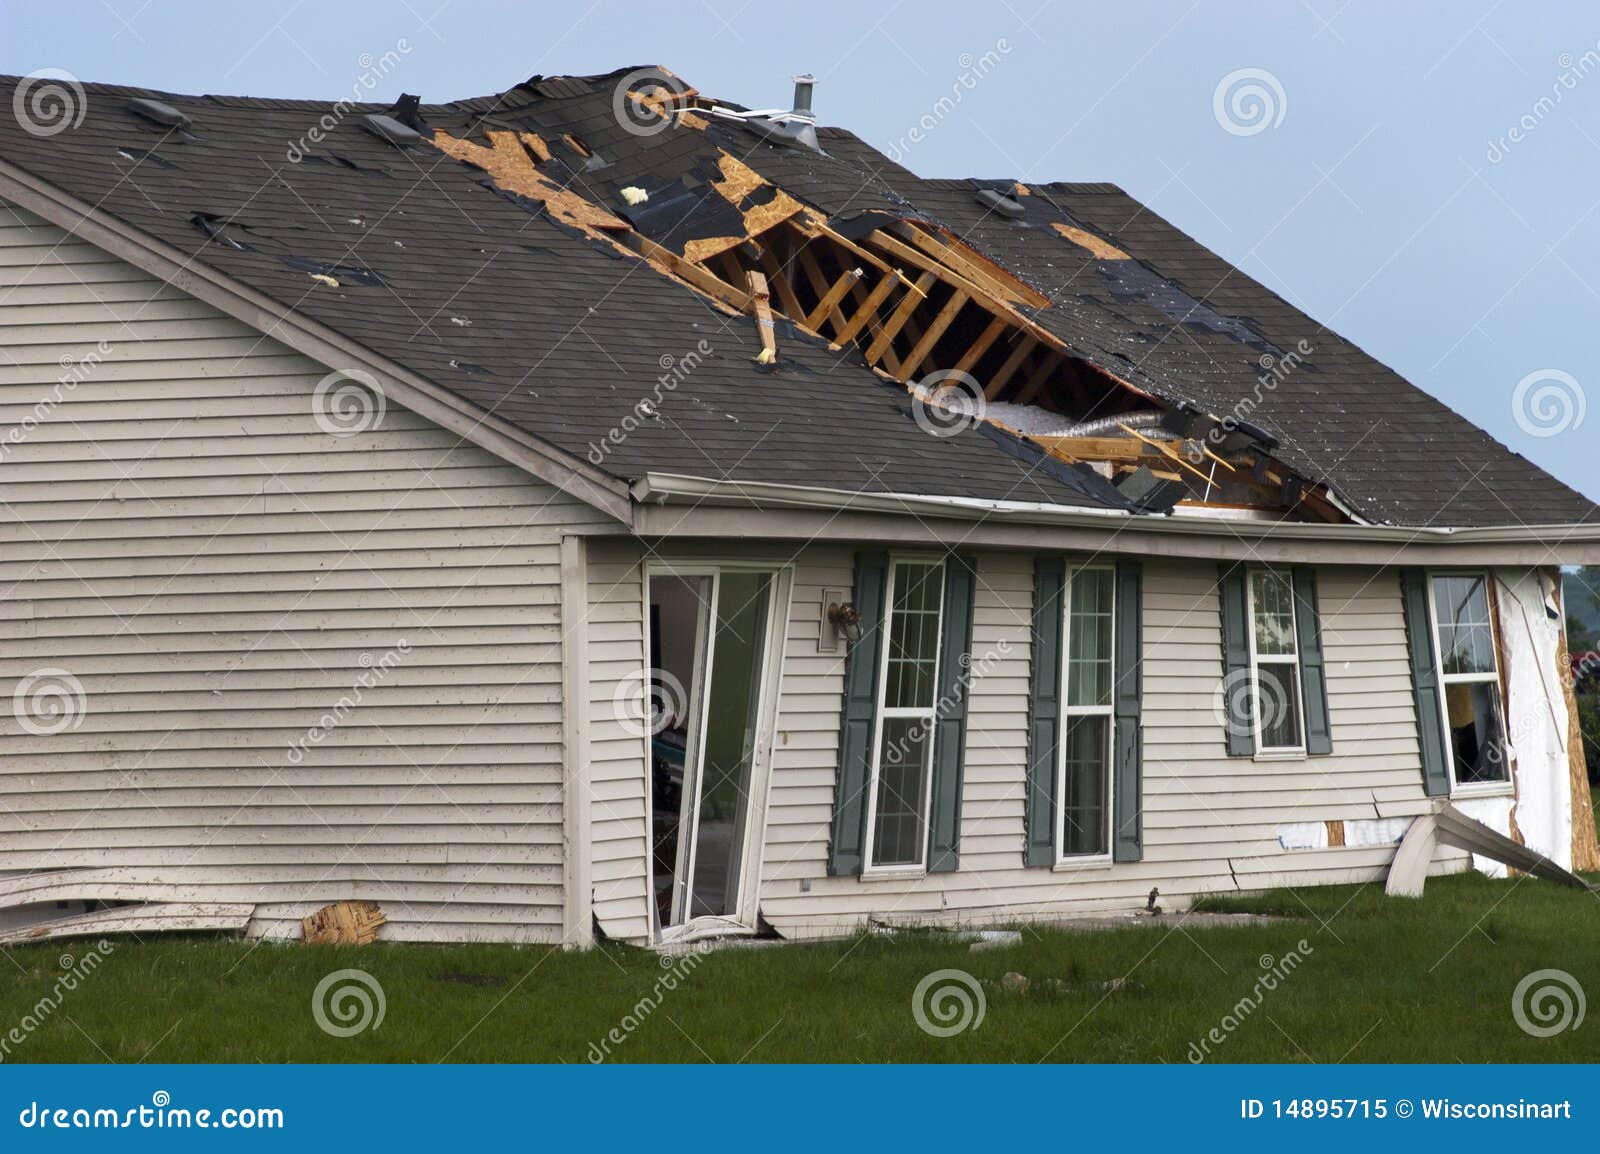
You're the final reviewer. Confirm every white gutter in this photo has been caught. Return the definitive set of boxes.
[630,472,1600,546]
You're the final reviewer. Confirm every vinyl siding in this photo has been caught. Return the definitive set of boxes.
[0,200,612,943]
[754,551,1465,935]
[582,538,652,942]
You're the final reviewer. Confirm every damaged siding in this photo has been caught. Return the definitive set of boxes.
[582,538,652,941]
[0,201,608,943]
[754,553,1460,936]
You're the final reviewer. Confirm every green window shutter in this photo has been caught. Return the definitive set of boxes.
[1291,566,1333,755]
[1025,556,1065,867]
[928,555,976,873]
[1399,567,1451,797]
[1112,559,1144,862]
[828,551,889,875]
[1217,563,1254,757]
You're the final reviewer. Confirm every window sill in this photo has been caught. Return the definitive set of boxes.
[1253,749,1307,764]
[859,867,928,883]
[1052,855,1115,874]
[1450,782,1515,801]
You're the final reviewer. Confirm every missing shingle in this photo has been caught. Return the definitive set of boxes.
[117,147,177,170]
[190,212,255,252]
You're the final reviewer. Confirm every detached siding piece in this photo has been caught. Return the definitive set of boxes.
[0,202,610,943]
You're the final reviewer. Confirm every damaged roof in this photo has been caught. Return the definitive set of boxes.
[0,67,1590,529]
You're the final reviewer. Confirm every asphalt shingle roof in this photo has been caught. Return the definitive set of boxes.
[0,67,1589,529]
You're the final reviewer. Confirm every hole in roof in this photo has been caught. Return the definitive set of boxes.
[449,359,491,375]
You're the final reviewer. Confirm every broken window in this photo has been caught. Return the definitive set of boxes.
[1428,573,1509,789]
[1248,568,1305,753]
[865,559,945,871]
[1060,566,1115,859]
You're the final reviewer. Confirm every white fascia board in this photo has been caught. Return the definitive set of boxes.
[630,472,1600,563]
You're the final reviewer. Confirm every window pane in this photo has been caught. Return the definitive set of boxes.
[1250,569,1296,656]
[871,717,930,866]
[1067,569,1114,708]
[1445,681,1509,785]
[883,562,943,709]
[1061,715,1109,857]
[1432,575,1495,676]
[1255,662,1303,749]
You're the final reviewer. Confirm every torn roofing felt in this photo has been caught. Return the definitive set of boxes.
[0,68,1590,528]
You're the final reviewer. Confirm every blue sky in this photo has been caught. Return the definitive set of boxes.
[4,0,1597,500]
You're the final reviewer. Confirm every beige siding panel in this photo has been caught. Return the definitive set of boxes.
[0,200,612,943]
[582,538,652,942]
[755,552,1451,937]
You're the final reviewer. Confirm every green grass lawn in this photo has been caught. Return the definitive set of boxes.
[2,871,1598,1063]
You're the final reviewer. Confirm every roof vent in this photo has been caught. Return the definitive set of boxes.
[790,74,815,120]
[974,188,1025,220]
[127,98,191,130]
[702,73,822,153]
[360,114,422,148]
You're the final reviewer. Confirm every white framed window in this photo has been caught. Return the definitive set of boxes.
[1058,565,1115,861]
[862,557,946,872]
[1426,572,1510,793]
[1246,567,1305,754]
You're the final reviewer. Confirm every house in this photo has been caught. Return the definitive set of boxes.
[0,66,1594,947]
